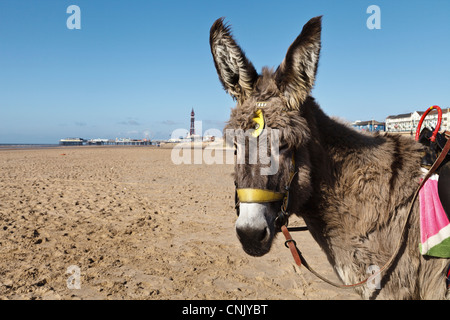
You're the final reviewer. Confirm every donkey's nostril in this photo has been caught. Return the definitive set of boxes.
[236,226,269,243]
[258,227,269,242]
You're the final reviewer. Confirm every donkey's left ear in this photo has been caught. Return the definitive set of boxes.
[210,18,258,103]
[275,16,322,110]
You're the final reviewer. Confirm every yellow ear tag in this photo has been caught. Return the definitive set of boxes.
[252,109,265,138]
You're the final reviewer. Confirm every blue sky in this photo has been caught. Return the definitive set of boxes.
[0,0,449,143]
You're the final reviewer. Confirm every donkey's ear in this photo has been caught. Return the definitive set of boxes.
[275,16,322,110]
[210,18,258,102]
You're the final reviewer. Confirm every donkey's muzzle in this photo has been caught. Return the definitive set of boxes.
[235,202,273,256]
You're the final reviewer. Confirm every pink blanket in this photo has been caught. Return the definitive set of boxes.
[419,171,450,258]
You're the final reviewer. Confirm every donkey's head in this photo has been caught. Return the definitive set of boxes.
[210,17,322,256]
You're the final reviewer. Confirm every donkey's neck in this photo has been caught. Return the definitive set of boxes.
[295,98,423,285]
[312,102,381,158]
[307,99,421,206]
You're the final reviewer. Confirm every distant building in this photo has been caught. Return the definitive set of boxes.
[114,138,151,145]
[190,108,195,136]
[87,138,112,145]
[59,137,85,145]
[185,108,202,141]
[385,108,449,134]
[352,120,385,132]
[59,137,151,146]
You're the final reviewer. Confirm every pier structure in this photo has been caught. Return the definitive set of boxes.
[59,138,152,146]
[113,138,151,146]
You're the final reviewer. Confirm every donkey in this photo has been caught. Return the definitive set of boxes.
[210,16,450,299]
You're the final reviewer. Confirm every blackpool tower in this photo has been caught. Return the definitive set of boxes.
[190,108,195,136]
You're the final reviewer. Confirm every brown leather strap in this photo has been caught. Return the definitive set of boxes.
[281,225,302,267]
[281,225,367,289]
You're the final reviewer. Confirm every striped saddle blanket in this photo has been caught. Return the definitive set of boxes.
[419,169,450,258]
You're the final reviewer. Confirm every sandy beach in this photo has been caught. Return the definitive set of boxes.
[0,146,359,300]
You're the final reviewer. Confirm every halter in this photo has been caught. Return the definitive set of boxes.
[234,154,297,228]
[233,105,298,228]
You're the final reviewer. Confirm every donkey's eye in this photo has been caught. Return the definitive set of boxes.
[233,141,241,155]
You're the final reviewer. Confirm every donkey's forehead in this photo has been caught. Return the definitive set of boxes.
[242,96,284,110]
[228,96,288,129]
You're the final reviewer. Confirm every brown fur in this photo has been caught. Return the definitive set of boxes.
[211,16,450,299]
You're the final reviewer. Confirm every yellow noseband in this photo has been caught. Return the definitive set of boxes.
[236,188,285,203]
[236,107,293,204]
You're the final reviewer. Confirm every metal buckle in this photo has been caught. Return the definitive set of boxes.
[275,210,289,229]
[284,239,297,249]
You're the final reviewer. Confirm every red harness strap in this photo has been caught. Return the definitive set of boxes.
[281,225,302,267]
[281,225,369,289]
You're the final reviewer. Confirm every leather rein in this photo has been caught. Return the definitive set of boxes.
[234,136,450,290]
